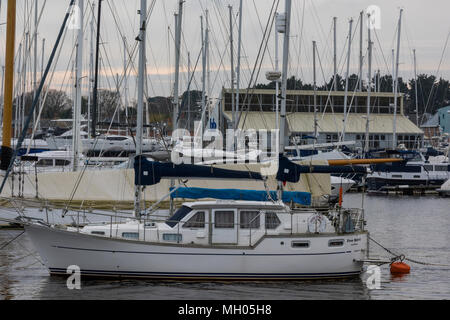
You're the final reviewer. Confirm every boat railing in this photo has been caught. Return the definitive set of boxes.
[17,203,366,243]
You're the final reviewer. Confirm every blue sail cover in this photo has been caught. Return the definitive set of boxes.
[170,187,311,206]
[276,155,367,183]
[134,155,264,186]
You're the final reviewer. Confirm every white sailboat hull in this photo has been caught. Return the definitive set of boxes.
[26,224,367,280]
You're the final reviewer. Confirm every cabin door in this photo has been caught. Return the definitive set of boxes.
[211,209,238,244]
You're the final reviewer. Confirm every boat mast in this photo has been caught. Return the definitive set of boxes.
[135,0,147,217]
[172,0,183,133]
[235,0,243,131]
[341,18,353,142]
[313,40,318,138]
[359,11,363,92]
[365,14,372,155]
[40,38,45,123]
[14,43,22,140]
[1,66,4,128]
[169,1,183,217]
[1,0,16,170]
[87,3,94,139]
[279,0,292,154]
[275,13,280,132]
[200,16,206,134]
[33,0,38,130]
[229,5,235,131]
[392,9,403,149]
[187,51,191,133]
[73,0,84,172]
[333,17,337,92]
[92,0,103,138]
[391,49,395,93]
[123,36,128,122]
[413,49,419,126]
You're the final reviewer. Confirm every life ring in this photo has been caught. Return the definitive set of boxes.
[307,214,327,233]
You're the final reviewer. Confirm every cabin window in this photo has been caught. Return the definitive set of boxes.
[240,211,260,229]
[424,165,433,172]
[183,212,205,228]
[91,231,105,235]
[106,136,128,141]
[55,159,71,166]
[214,211,235,229]
[36,159,54,167]
[435,165,448,172]
[392,175,402,178]
[122,232,139,240]
[413,175,421,178]
[291,241,310,248]
[162,233,182,242]
[328,239,344,247]
[265,212,281,229]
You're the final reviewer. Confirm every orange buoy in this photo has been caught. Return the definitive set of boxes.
[390,262,411,274]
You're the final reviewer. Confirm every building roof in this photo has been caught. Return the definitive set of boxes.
[421,112,439,128]
[225,112,423,135]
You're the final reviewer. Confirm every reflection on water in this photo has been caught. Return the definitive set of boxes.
[1,194,449,300]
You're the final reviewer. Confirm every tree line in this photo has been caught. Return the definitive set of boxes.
[13,73,449,129]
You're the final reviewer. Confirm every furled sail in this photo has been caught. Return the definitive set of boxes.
[134,155,264,186]
[277,155,367,183]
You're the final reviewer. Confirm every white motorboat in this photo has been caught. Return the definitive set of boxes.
[46,128,89,151]
[330,176,355,196]
[367,152,450,192]
[438,178,450,197]
[81,135,157,157]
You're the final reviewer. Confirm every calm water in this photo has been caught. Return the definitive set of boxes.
[0,194,449,300]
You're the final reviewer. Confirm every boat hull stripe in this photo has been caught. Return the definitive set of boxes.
[48,268,360,279]
[51,245,351,256]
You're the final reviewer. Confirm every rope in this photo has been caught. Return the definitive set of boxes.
[369,235,450,267]
[0,230,25,250]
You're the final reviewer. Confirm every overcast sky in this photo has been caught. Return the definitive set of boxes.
[1,0,449,101]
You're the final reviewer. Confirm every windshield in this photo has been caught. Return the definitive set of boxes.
[166,205,193,228]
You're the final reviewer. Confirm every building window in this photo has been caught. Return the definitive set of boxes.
[240,211,260,229]
[183,212,205,228]
[214,211,235,228]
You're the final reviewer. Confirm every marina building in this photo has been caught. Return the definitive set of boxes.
[215,88,424,150]
[437,106,450,134]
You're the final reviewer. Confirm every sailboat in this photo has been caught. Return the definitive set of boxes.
[1,0,371,280]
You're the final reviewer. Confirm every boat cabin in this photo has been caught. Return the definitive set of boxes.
[78,200,343,247]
